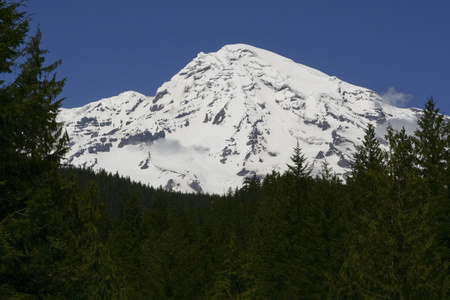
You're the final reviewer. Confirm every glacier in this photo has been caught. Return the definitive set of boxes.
[58,44,420,194]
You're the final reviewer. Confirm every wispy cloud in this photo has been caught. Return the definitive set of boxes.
[152,139,183,154]
[380,87,413,107]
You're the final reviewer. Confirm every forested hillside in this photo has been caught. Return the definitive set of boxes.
[1,1,450,299]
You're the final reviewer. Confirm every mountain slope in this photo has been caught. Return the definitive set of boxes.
[58,44,419,194]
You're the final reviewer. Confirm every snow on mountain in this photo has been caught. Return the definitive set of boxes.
[58,44,420,194]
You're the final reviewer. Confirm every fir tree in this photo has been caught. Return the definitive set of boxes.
[342,123,393,297]
[208,225,256,300]
[286,140,311,179]
[0,4,71,295]
[285,140,311,216]
[247,190,293,298]
[0,0,29,76]
[413,98,450,295]
[414,97,449,196]
[385,126,448,298]
[297,161,345,297]
[73,183,125,299]
[0,4,116,297]
[140,207,206,299]
[0,27,68,221]
[341,122,449,298]
[350,123,385,178]
[109,194,144,298]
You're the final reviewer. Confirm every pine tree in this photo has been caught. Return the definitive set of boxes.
[0,171,74,297]
[385,126,448,298]
[285,140,311,216]
[0,26,68,221]
[140,204,206,299]
[109,194,144,298]
[208,225,256,300]
[341,122,449,298]
[350,123,385,178]
[0,3,90,297]
[286,140,311,179]
[297,161,345,298]
[413,98,450,295]
[0,0,29,76]
[341,123,393,297]
[247,188,293,298]
[0,0,29,220]
[73,183,125,299]
[414,97,449,196]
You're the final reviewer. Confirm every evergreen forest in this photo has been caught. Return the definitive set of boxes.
[1,2,450,299]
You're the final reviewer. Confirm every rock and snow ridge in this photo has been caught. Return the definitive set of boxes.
[58,44,420,194]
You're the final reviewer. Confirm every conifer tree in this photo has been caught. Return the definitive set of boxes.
[385,126,448,298]
[109,194,144,298]
[208,225,255,299]
[286,140,311,179]
[297,161,345,297]
[140,206,206,299]
[0,3,70,296]
[247,188,293,298]
[285,140,311,216]
[350,123,385,178]
[0,26,68,220]
[413,98,450,294]
[0,3,111,297]
[0,0,29,76]
[73,183,125,299]
[0,170,75,297]
[414,97,449,196]
[342,122,449,298]
[341,123,393,297]
[0,0,29,219]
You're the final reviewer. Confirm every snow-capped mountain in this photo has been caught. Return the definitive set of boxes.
[58,44,419,194]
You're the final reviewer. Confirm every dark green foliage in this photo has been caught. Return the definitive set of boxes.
[0,172,72,297]
[286,140,311,179]
[344,123,392,296]
[73,109,448,298]
[1,3,449,297]
[108,194,144,298]
[64,183,124,299]
[5,109,449,298]
[414,98,450,295]
[414,98,449,196]
[248,177,294,298]
[138,208,207,299]
[350,123,386,179]
[0,23,68,221]
[0,2,72,297]
[0,0,29,76]
[0,3,121,298]
[340,122,449,298]
[301,161,346,297]
[207,225,255,299]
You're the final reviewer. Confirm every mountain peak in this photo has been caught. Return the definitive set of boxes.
[58,44,419,194]
[218,43,271,58]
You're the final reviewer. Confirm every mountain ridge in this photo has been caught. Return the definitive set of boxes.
[58,44,420,194]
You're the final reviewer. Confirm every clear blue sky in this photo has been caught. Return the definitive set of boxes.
[27,1,450,114]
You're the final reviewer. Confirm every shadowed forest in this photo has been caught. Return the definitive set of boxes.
[1,2,450,299]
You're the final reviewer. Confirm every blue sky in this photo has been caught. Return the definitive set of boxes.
[27,1,450,114]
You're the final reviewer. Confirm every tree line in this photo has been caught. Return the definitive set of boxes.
[1,1,450,298]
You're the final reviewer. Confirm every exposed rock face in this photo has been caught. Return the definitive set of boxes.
[58,44,420,194]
